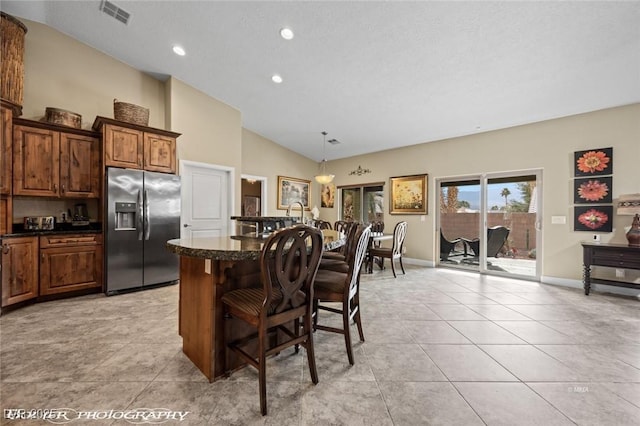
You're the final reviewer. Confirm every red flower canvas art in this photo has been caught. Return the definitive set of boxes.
[578,209,608,229]
[574,147,613,177]
[574,177,612,204]
[574,206,613,232]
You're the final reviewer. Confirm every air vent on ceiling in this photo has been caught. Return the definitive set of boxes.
[99,0,130,25]
[328,139,340,145]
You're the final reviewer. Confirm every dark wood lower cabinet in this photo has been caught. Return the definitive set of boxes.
[1,233,103,310]
[1,236,39,307]
[39,234,103,296]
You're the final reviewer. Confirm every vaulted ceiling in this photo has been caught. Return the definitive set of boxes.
[3,1,639,161]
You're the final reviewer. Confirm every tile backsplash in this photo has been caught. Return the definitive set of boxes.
[13,197,99,223]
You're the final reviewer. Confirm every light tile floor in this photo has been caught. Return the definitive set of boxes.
[1,266,639,425]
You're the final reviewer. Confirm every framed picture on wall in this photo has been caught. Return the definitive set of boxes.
[574,205,613,232]
[390,174,428,214]
[321,183,335,208]
[574,147,613,177]
[277,176,311,210]
[574,177,612,204]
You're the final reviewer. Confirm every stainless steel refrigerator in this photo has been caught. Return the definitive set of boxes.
[105,168,181,294]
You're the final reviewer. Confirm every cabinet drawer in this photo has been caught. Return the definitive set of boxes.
[40,234,102,248]
[592,251,640,269]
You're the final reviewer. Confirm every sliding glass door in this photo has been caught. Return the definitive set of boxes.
[438,170,541,280]
[439,178,481,272]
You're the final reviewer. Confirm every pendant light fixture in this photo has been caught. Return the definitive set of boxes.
[315,131,335,184]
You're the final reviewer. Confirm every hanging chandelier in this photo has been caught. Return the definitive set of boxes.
[314,131,335,184]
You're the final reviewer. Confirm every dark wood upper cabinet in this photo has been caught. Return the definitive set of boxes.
[59,132,101,198]
[93,116,179,174]
[1,101,15,195]
[12,119,100,198]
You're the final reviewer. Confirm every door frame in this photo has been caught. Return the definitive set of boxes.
[436,169,542,281]
[179,160,235,238]
[435,173,481,271]
[241,174,268,216]
[482,169,542,280]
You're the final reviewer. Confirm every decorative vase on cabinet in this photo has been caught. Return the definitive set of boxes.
[626,214,640,247]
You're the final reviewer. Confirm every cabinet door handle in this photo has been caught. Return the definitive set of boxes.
[53,183,58,193]
[42,253,45,260]
[2,244,9,254]
[61,184,65,194]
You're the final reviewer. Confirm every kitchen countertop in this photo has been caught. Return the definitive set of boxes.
[1,223,102,238]
[167,234,345,261]
[231,216,299,222]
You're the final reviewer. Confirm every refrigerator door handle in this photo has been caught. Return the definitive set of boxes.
[137,189,144,241]
[144,189,151,240]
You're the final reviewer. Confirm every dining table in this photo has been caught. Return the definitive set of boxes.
[166,232,345,382]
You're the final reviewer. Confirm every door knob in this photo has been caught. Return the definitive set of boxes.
[183,224,192,228]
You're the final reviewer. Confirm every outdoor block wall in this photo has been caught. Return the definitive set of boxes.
[441,212,537,256]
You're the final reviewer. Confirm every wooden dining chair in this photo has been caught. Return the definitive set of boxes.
[315,220,332,230]
[319,221,360,272]
[221,225,323,415]
[334,220,350,235]
[368,221,407,277]
[313,225,372,365]
[370,220,385,247]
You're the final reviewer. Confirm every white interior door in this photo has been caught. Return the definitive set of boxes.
[180,160,234,238]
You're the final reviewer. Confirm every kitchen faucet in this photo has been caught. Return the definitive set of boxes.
[286,201,305,223]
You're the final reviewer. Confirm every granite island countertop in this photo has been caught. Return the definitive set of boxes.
[167,234,345,261]
[231,216,300,222]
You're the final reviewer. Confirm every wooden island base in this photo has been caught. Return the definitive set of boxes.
[179,256,260,381]
[167,233,345,381]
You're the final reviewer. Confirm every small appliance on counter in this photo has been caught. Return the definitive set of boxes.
[23,216,55,231]
[70,203,90,226]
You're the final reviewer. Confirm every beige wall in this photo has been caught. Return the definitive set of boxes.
[166,77,243,212]
[16,18,640,286]
[241,128,319,215]
[320,104,640,281]
[20,19,165,129]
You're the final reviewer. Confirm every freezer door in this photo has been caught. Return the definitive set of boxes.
[143,171,181,286]
[106,168,144,293]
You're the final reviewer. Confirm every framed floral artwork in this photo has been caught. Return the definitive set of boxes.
[574,205,613,232]
[574,177,612,204]
[574,147,613,177]
[277,176,311,210]
[390,174,427,214]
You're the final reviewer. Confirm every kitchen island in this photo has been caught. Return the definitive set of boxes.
[166,233,344,381]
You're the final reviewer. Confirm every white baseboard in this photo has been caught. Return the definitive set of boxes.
[402,257,434,268]
[398,259,639,298]
[541,275,640,298]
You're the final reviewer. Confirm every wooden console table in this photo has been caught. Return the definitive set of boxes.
[581,242,640,295]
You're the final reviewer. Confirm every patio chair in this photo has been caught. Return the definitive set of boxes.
[462,226,510,259]
[440,230,463,261]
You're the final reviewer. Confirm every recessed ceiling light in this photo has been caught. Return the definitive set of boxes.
[272,74,283,84]
[172,45,186,56]
[280,27,294,40]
